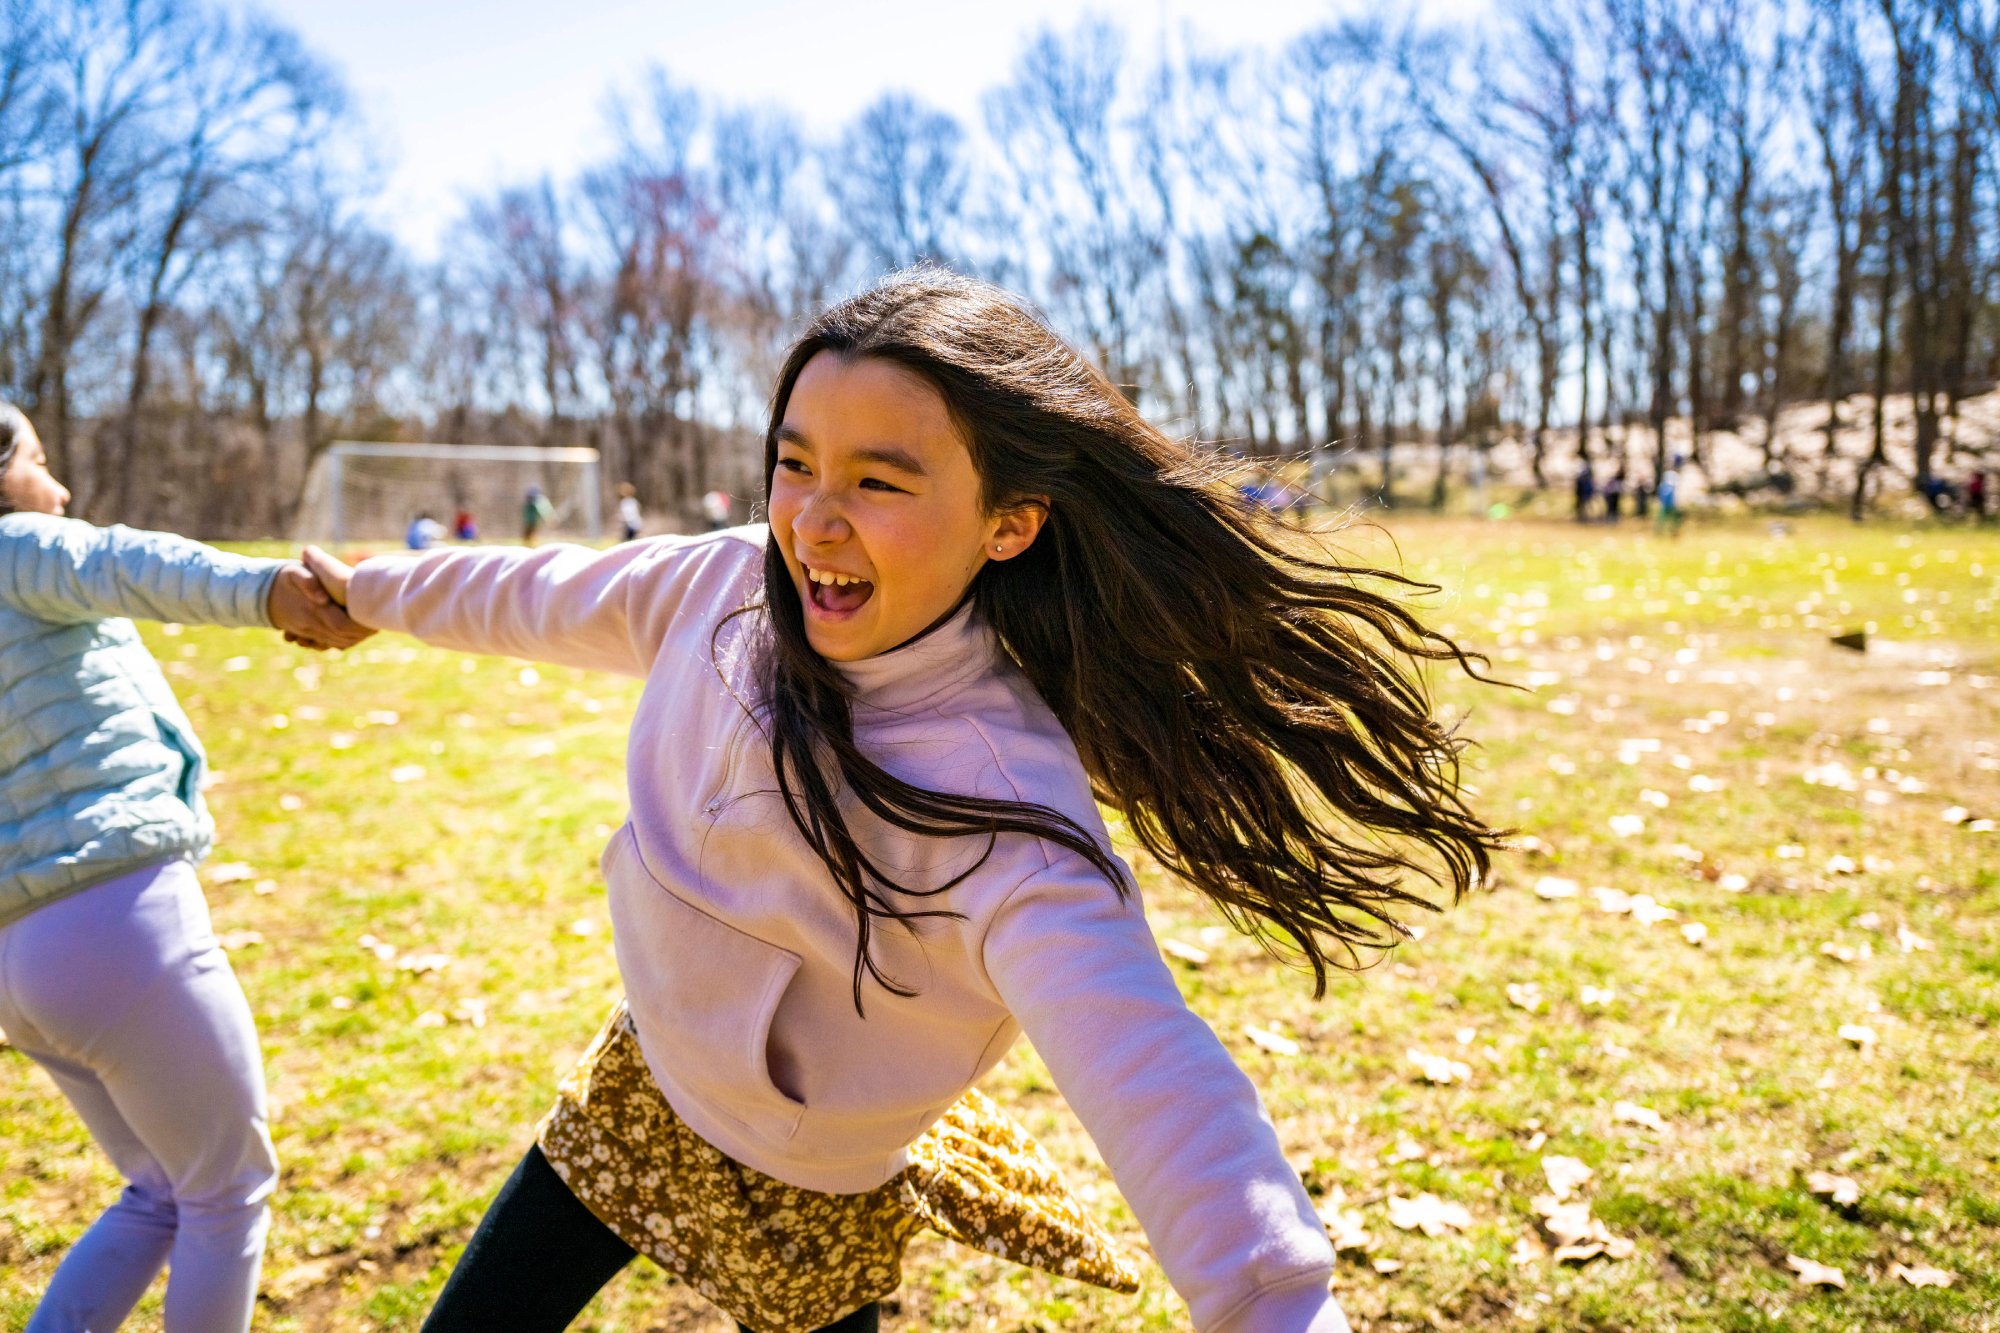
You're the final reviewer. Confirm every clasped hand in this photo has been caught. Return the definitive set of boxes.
[268,546,371,651]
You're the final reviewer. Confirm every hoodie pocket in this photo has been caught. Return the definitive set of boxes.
[602,823,807,1140]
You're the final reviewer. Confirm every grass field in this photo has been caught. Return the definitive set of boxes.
[3,514,1998,1331]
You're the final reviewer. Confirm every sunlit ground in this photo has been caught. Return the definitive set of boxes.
[2,514,1996,1330]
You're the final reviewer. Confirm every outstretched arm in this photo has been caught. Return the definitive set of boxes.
[311,537,709,677]
[0,512,368,649]
[984,864,1348,1333]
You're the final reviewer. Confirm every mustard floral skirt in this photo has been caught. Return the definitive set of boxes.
[536,1000,1143,1333]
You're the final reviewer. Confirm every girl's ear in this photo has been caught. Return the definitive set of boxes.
[987,498,1049,561]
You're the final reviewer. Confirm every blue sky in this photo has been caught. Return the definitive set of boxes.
[254,0,1490,256]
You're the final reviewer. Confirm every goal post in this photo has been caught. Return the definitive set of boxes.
[296,442,604,545]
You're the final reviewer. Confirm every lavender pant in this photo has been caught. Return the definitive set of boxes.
[0,859,277,1332]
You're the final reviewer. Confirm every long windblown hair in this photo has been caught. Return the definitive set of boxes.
[757,268,1505,1011]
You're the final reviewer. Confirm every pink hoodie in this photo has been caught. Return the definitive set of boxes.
[351,526,1347,1333]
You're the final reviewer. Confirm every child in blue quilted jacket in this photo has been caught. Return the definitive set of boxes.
[0,401,369,1333]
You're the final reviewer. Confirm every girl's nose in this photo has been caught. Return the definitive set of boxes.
[792,491,850,545]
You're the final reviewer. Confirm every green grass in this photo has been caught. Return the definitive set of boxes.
[3,514,1998,1330]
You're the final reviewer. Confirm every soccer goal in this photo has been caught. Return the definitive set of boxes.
[295,442,603,544]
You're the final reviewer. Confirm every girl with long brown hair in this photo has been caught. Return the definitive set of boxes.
[307,268,1501,1333]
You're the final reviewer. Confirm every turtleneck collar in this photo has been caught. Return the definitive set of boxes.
[833,597,997,715]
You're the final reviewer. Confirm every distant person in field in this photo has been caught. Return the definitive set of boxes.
[1601,467,1624,522]
[407,511,446,551]
[522,485,554,544]
[306,270,1499,1333]
[1968,471,1988,522]
[1918,474,1958,514]
[1572,456,1595,522]
[700,487,733,532]
[0,400,370,1333]
[454,508,479,542]
[617,483,643,542]
[1654,457,1683,536]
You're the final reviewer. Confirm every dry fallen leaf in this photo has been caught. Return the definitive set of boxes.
[1386,1192,1473,1237]
[414,1010,447,1028]
[1608,814,1646,838]
[1592,887,1633,915]
[1806,1171,1860,1207]
[1318,1201,1372,1253]
[1888,1263,1955,1288]
[1895,926,1934,953]
[1370,1257,1403,1274]
[1819,941,1871,964]
[206,862,257,885]
[1531,1195,1636,1263]
[217,929,264,951]
[1161,938,1211,966]
[1532,876,1580,900]
[1510,1232,1548,1266]
[389,764,427,784]
[1628,894,1678,927]
[1408,1049,1472,1085]
[1505,982,1547,1013]
[1388,1135,1427,1164]
[449,997,489,1028]
[1785,1254,1847,1288]
[1680,921,1709,947]
[397,951,454,976]
[1245,1025,1300,1057]
[1838,1023,1879,1050]
[1612,1100,1667,1132]
[1541,1155,1594,1200]
[1579,985,1617,1008]
[1718,872,1750,892]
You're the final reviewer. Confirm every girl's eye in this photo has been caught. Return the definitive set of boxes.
[859,478,905,494]
[776,458,810,475]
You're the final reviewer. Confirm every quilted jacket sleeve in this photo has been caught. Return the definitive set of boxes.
[0,513,280,629]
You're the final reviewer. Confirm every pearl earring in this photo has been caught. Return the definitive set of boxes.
[992,544,1004,555]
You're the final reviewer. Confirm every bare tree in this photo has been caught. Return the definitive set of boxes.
[26,0,203,497]
[828,93,968,272]
[105,9,345,513]
[987,19,1154,394]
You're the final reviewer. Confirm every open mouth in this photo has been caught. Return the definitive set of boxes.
[804,566,875,615]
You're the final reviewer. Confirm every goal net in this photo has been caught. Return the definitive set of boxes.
[295,442,604,545]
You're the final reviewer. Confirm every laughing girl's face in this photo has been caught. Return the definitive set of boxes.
[768,352,1044,662]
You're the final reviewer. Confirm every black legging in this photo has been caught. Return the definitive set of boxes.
[422,1144,880,1333]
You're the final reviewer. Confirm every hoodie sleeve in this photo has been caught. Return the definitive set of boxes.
[0,513,280,629]
[981,859,1349,1333]
[347,533,750,677]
